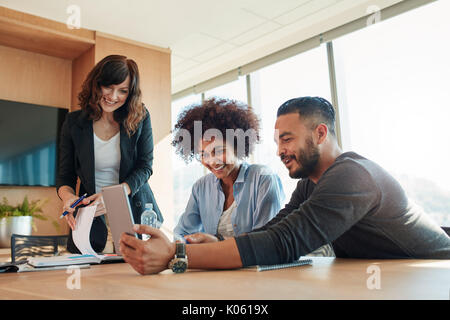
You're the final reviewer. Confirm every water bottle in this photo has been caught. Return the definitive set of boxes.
[140,203,158,240]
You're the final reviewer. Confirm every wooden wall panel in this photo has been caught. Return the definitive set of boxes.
[0,6,94,40]
[0,6,95,60]
[0,18,173,236]
[71,45,95,111]
[0,45,71,236]
[0,44,71,109]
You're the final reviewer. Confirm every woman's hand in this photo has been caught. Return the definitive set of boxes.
[184,232,219,244]
[62,195,90,230]
[86,193,106,216]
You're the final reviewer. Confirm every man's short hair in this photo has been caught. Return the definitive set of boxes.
[277,96,336,137]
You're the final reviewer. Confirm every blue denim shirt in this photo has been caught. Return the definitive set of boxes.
[174,162,285,236]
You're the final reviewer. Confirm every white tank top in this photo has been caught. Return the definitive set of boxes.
[94,131,121,194]
[217,201,237,238]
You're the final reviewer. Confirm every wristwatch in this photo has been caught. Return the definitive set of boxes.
[168,242,188,273]
[215,233,225,241]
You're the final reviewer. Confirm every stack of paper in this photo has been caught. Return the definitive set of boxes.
[1,205,123,273]
[28,254,102,267]
[27,253,122,268]
[27,205,123,268]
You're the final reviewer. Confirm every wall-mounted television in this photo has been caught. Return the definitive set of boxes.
[0,99,68,187]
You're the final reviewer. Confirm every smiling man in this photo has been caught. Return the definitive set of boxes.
[119,96,450,275]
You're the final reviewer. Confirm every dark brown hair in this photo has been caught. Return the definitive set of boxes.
[172,97,261,162]
[78,55,146,136]
[277,96,336,137]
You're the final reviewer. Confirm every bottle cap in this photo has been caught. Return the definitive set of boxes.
[145,203,153,210]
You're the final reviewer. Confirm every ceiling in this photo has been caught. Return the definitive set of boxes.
[0,0,402,94]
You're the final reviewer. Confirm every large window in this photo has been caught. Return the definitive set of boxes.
[334,0,450,226]
[204,76,247,103]
[171,0,450,227]
[250,44,332,199]
[171,94,203,223]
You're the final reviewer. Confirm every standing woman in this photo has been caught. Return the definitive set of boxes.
[57,55,163,253]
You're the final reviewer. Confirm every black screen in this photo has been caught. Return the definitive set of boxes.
[0,99,68,186]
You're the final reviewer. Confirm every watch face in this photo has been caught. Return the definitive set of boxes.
[172,259,187,273]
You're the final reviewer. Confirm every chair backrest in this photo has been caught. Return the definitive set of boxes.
[11,234,69,263]
[442,227,450,236]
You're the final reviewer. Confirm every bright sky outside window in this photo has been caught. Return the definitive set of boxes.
[171,94,203,223]
[333,0,450,226]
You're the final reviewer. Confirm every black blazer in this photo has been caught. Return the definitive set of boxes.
[56,109,163,253]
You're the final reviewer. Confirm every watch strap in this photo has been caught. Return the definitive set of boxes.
[175,242,186,258]
[215,233,225,241]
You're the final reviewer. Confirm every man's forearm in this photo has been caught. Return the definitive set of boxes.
[186,238,243,270]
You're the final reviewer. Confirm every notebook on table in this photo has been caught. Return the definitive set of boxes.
[0,253,123,273]
[247,258,313,272]
[27,253,123,268]
[0,204,124,273]
[24,203,125,269]
[0,260,91,273]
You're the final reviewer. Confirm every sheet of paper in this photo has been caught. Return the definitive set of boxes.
[94,206,106,217]
[72,205,101,258]
[94,200,107,217]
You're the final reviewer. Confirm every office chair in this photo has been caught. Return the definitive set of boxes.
[10,234,69,263]
[442,227,450,236]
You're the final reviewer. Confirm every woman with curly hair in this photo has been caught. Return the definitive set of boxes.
[172,97,285,242]
[56,55,162,253]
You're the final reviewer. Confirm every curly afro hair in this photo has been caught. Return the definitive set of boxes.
[172,97,261,163]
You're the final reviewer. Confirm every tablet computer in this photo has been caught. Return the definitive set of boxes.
[102,184,138,255]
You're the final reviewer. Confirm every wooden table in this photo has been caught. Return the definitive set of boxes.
[0,257,449,300]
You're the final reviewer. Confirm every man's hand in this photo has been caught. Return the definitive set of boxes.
[184,232,219,244]
[119,224,175,275]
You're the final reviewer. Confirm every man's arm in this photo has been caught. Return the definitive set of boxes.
[120,225,242,275]
[187,238,243,269]
[236,161,380,266]
[120,161,379,274]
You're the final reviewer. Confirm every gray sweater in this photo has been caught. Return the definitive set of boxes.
[235,152,450,266]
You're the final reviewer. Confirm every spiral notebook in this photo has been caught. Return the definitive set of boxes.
[249,258,313,272]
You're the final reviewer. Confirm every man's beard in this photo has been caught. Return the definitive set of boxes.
[288,137,320,179]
